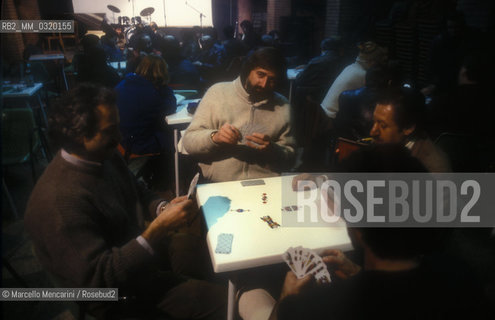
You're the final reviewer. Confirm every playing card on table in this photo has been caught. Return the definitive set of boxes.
[282,247,331,283]
[215,233,234,254]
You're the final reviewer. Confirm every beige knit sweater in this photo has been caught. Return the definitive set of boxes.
[183,77,296,182]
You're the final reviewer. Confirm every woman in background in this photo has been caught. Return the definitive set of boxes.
[116,54,176,155]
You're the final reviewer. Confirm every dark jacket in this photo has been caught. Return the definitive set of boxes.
[278,255,487,319]
[295,51,346,100]
[115,73,176,155]
[334,87,377,141]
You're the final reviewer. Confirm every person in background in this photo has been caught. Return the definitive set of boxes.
[295,36,347,101]
[320,41,388,122]
[240,20,261,51]
[72,34,121,88]
[126,32,160,74]
[180,26,202,62]
[192,34,227,87]
[421,11,481,97]
[160,35,201,90]
[115,54,176,156]
[334,64,400,141]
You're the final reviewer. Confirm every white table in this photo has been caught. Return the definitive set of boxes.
[3,82,43,97]
[109,61,127,71]
[165,98,199,196]
[108,61,127,77]
[196,175,353,320]
[3,82,47,127]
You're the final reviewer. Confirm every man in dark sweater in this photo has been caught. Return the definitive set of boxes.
[24,84,226,319]
[295,36,347,101]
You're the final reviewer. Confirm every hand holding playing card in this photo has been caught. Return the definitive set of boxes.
[283,247,332,284]
[245,132,271,151]
[321,249,361,280]
[279,271,314,300]
[142,197,196,245]
[187,173,200,200]
[212,123,241,145]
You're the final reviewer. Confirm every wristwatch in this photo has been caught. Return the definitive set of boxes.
[210,130,218,141]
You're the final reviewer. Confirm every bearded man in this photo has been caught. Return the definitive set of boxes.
[183,47,296,182]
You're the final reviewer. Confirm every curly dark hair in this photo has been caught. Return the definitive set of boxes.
[240,47,287,86]
[48,83,117,153]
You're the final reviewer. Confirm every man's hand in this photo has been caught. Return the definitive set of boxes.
[321,249,361,280]
[292,173,318,191]
[142,196,197,246]
[245,132,271,151]
[279,271,313,301]
[212,123,241,145]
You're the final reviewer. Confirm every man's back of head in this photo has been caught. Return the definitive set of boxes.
[49,84,117,155]
[339,144,443,260]
[320,36,342,53]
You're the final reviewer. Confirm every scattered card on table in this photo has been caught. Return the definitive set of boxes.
[215,233,234,254]
[240,179,265,187]
[261,215,280,229]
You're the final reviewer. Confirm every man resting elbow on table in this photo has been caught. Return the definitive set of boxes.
[182,47,296,182]
[25,84,226,320]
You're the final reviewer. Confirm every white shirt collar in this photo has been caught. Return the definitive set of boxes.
[405,140,415,150]
[61,149,102,168]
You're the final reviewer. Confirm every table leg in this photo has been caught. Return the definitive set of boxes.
[227,279,236,320]
[289,80,294,104]
[61,64,69,91]
[24,100,40,127]
[174,129,180,197]
[24,100,48,160]
[35,93,48,127]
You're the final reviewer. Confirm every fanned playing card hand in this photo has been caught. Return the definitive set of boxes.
[283,246,331,284]
[238,122,267,145]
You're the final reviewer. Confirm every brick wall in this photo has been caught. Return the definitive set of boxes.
[238,0,253,25]
[1,0,24,62]
[1,0,41,62]
[267,0,291,32]
[325,0,340,37]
